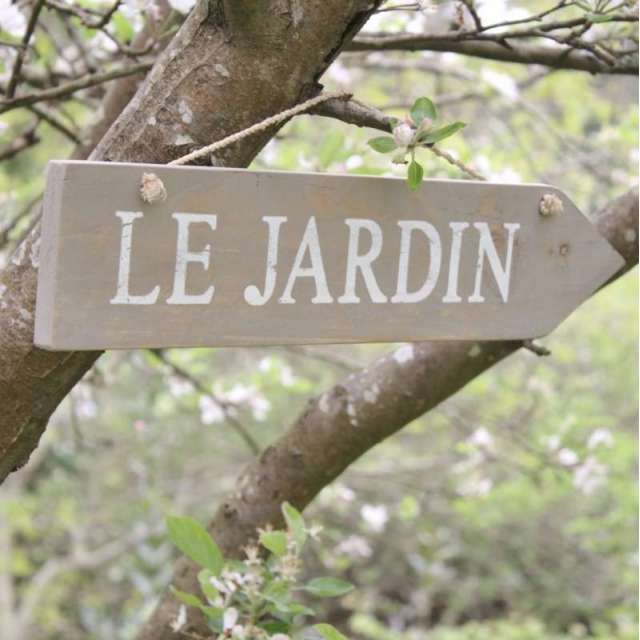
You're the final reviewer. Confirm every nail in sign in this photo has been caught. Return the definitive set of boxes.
[34,161,623,350]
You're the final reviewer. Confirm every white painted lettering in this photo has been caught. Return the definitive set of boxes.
[110,210,160,305]
[244,216,287,306]
[279,216,333,304]
[391,220,442,303]
[338,218,387,304]
[166,213,217,305]
[468,222,520,303]
[442,222,469,303]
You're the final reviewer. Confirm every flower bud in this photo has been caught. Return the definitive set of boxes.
[392,121,415,147]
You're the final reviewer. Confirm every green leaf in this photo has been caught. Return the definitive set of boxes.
[314,623,349,640]
[287,602,315,616]
[304,577,354,598]
[418,121,466,145]
[260,530,288,557]
[367,136,397,154]
[263,579,292,607]
[259,620,291,634]
[166,515,224,575]
[171,587,204,609]
[282,502,306,548]
[407,160,424,192]
[111,11,134,42]
[201,605,224,620]
[410,97,438,125]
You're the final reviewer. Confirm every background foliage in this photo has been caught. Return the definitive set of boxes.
[0,1,637,638]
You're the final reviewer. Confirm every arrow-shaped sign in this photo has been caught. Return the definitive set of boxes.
[34,160,623,350]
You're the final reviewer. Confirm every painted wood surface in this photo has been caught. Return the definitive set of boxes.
[34,160,624,350]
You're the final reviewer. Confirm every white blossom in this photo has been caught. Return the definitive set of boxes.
[199,395,225,424]
[467,427,495,452]
[458,475,493,498]
[280,365,296,387]
[338,534,372,558]
[170,605,187,632]
[223,607,239,632]
[0,0,25,37]
[168,0,196,14]
[168,376,194,397]
[249,394,270,422]
[481,69,520,101]
[345,154,363,170]
[557,448,579,466]
[588,428,614,450]
[361,504,389,532]
[573,456,608,494]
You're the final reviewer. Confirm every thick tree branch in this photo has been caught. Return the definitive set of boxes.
[136,188,638,639]
[347,35,639,75]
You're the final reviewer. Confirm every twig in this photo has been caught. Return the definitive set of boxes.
[312,96,486,181]
[28,104,82,144]
[461,0,483,31]
[346,33,638,75]
[0,195,41,249]
[5,0,46,98]
[426,145,486,181]
[281,346,360,373]
[0,122,40,162]
[0,62,152,113]
[522,339,552,356]
[148,349,261,456]
[44,0,121,28]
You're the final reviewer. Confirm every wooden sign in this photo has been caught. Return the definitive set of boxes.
[34,160,623,350]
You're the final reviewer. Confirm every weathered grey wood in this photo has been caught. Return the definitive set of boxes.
[34,160,624,350]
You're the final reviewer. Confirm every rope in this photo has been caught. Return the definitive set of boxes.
[169,91,352,166]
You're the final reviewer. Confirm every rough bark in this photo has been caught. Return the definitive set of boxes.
[0,0,383,482]
[136,188,638,640]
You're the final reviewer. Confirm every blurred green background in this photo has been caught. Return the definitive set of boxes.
[0,0,637,638]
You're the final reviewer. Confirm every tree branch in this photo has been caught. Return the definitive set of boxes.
[346,35,639,75]
[0,63,153,114]
[0,122,40,162]
[4,0,46,98]
[312,96,486,180]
